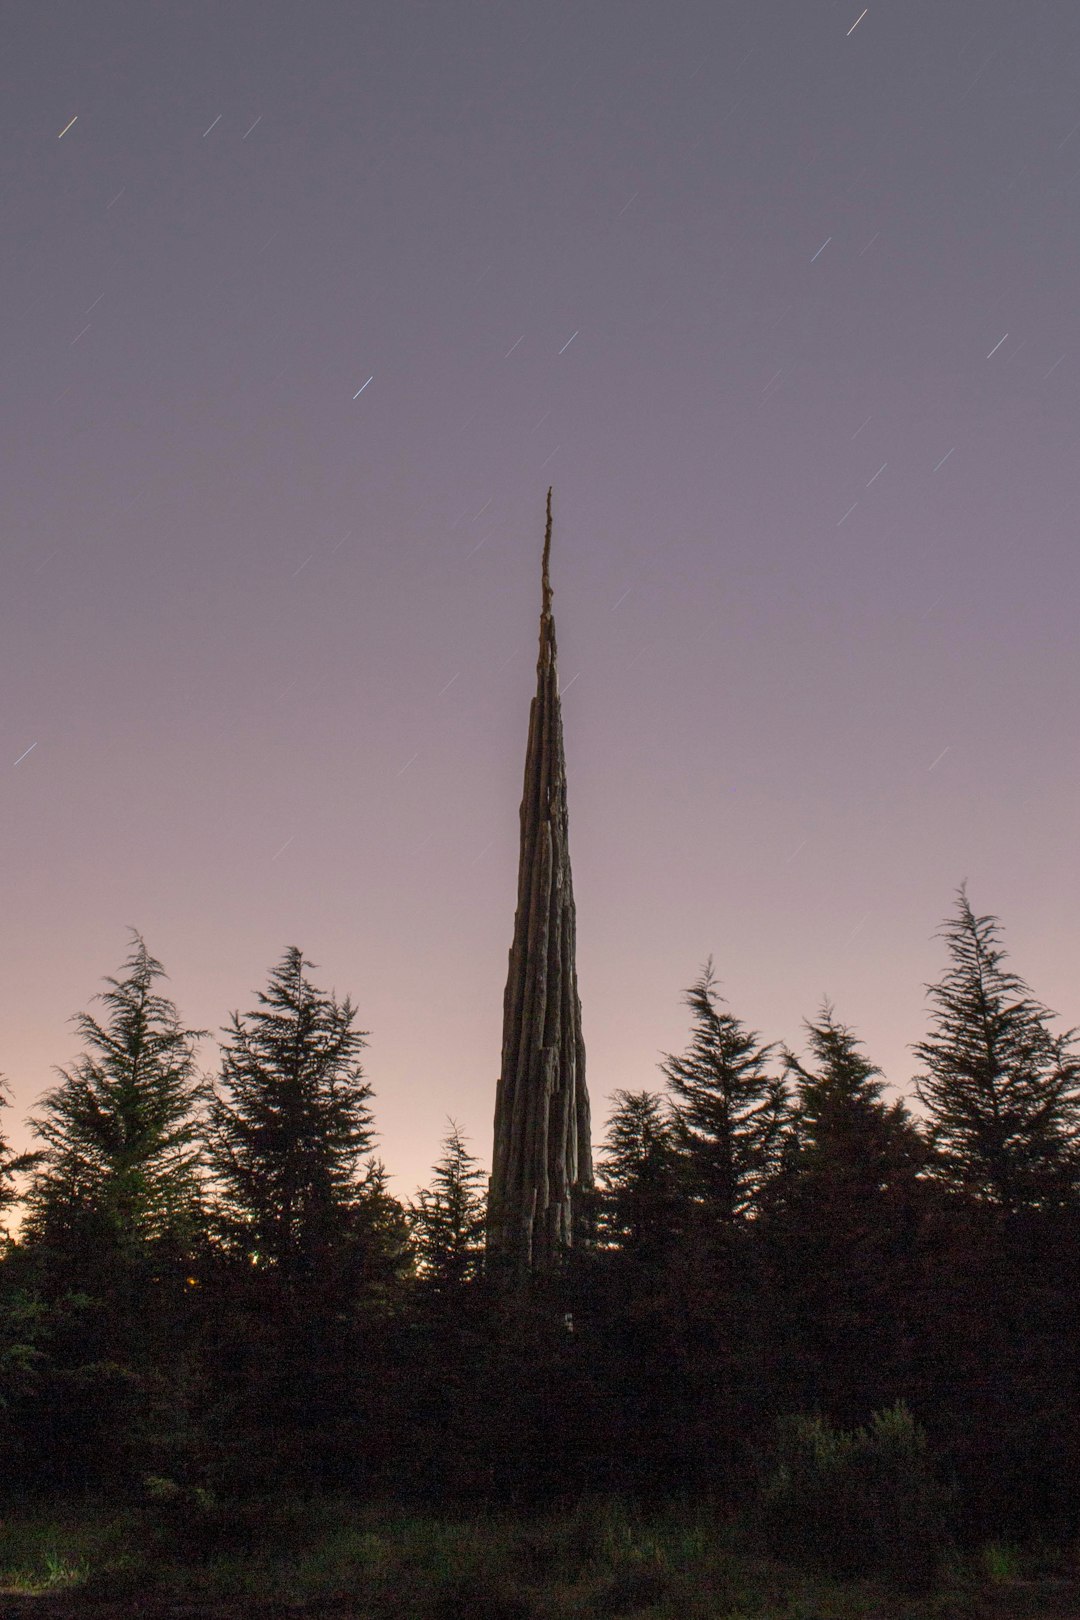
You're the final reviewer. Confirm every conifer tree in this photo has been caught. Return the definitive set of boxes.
[410,1121,486,1286]
[0,1080,39,1233]
[206,947,376,1284]
[15,938,208,1488]
[23,933,207,1255]
[350,1156,414,1292]
[596,1089,680,1253]
[785,1002,925,1182]
[913,889,1080,1210]
[766,1006,929,1424]
[661,960,789,1222]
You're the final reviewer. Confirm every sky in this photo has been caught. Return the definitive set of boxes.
[3,0,1079,1203]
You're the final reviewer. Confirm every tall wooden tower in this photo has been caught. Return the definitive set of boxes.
[487,491,593,1274]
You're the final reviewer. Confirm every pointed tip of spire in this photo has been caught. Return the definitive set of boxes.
[541,487,553,620]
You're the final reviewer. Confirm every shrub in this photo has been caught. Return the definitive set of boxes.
[755,1403,949,1589]
[429,1578,536,1620]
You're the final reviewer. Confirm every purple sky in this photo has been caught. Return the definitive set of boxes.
[4,0,1079,1203]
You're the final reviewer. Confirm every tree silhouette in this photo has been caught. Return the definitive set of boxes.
[411,1121,486,1287]
[206,947,376,1285]
[913,889,1080,1210]
[14,936,208,1488]
[784,1001,925,1183]
[0,1079,40,1234]
[595,1089,680,1256]
[765,1004,931,1424]
[24,932,206,1255]
[661,960,789,1222]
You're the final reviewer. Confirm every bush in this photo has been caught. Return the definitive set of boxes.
[755,1403,950,1589]
[429,1578,536,1620]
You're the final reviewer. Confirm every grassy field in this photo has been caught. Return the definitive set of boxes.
[0,1493,1077,1619]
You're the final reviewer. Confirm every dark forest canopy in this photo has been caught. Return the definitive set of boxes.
[3,888,1080,1552]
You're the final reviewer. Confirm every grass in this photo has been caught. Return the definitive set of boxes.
[0,1493,1076,1617]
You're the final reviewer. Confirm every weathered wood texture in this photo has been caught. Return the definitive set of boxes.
[487,490,593,1273]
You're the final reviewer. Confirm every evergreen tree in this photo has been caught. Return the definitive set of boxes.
[764,1004,931,1423]
[16,936,208,1489]
[410,1121,486,1286]
[349,1155,415,1300]
[206,947,376,1284]
[200,951,400,1489]
[595,1089,680,1255]
[23,933,207,1255]
[661,960,789,1222]
[0,1080,39,1234]
[913,889,1080,1210]
[784,1002,925,1181]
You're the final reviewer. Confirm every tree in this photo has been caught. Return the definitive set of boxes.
[16,936,208,1489]
[595,1089,680,1255]
[201,951,398,1489]
[764,1005,931,1424]
[0,1080,39,1236]
[23,933,206,1255]
[661,960,789,1223]
[410,1121,486,1287]
[784,1002,925,1183]
[396,1126,489,1495]
[206,947,376,1285]
[913,889,1080,1211]
[909,893,1080,1528]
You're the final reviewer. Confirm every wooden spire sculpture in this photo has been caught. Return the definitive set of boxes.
[487,489,593,1274]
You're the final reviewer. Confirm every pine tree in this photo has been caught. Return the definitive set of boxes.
[0,1080,39,1234]
[24,933,207,1255]
[913,889,1080,1211]
[596,1089,680,1254]
[410,1121,486,1286]
[349,1156,414,1295]
[661,960,789,1222]
[784,1002,925,1183]
[16,937,209,1489]
[763,1003,932,1421]
[206,947,376,1284]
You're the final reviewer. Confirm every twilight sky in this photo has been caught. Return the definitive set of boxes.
[4,0,1079,1201]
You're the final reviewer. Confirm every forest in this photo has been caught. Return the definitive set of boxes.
[2,885,1080,1616]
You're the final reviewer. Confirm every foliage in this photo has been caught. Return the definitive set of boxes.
[758,1008,932,1426]
[595,1088,680,1256]
[23,933,207,1256]
[0,1077,40,1229]
[2,896,1080,1540]
[661,960,790,1222]
[205,946,376,1282]
[0,1492,1003,1614]
[756,1404,949,1588]
[784,1001,926,1181]
[913,889,1080,1210]
[410,1120,487,1286]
